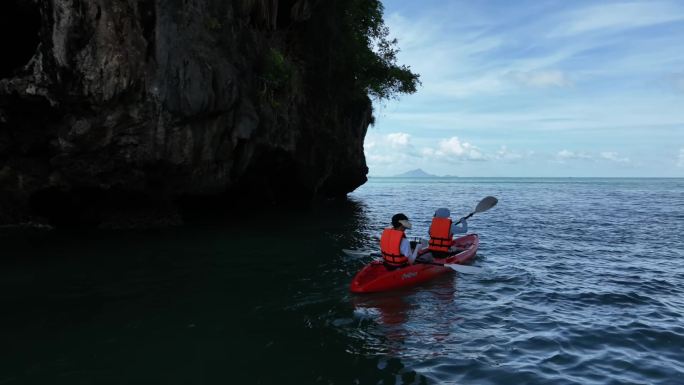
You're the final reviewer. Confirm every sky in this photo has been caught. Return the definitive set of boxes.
[365,0,684,177]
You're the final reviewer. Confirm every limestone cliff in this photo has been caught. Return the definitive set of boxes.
[0,0,372,226]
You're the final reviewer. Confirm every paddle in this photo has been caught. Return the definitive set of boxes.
[424,262,483,274]
[341,249,483,274]
[342,249,372,257]
[454,196,498,225]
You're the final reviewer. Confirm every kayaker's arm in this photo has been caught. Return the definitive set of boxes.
[409,244,422,264]
[452,218,467,234]
[401,238,423,264]
[400,238,412,261]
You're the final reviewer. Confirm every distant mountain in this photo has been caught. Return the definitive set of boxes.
[393,169,438,178]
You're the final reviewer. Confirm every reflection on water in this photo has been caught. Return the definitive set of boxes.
[351,276,459,360]
[354,293,414,326]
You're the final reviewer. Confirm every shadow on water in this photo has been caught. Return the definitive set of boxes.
[0,199,431,384]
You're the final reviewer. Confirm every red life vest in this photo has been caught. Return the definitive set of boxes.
[380,228,408,266]
[429,217,453,252]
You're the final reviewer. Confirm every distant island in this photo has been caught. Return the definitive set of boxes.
[393,169,440,178]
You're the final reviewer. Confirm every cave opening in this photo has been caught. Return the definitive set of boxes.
[0,0,41,78]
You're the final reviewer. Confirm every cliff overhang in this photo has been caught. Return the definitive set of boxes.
[0,0,370,227]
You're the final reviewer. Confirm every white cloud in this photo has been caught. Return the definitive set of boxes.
[386,132,410,148]
[384,99,684,133]
[600,151,630,163]
[677,148,684,168]
[420,147,435,157]
[385,13,435,49]
[551,2,684,37]
[364,132,418,173]
[557,149,593,161]
[555,150,632,164]
[495,146,525,161]
[672,73,684,92]
[428,76,507,98]
[509,70,572,88]
[420,136,486,161]
[367,154,394,165]
[423,69,572,98]
[438,137,484,159]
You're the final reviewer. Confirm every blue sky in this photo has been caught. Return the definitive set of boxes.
[366,0,684,177]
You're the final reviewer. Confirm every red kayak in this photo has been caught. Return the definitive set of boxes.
[349,234,480,294]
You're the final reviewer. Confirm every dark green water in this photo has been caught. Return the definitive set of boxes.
[2,178,684,384]
[2,202,401,384]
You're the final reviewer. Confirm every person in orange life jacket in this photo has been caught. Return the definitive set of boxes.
[426,207,467,258]
[380,213,423,268]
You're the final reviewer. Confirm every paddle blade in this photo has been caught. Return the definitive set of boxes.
[342,249,367,257]
[474,196,498,213]
[444,263,484,274]
[343,249,380,258]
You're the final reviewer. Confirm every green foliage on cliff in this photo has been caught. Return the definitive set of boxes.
[205,16,223,31]
[260,48,295,109]
[344,0,420,100]
[263,48,293,91]
[255,0,419,103]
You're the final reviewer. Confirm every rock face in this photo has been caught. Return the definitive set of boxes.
[0,0,370,226]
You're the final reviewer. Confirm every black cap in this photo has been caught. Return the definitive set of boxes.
[391,213,412,228]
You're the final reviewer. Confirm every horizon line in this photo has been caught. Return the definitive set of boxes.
[367,175,684,178]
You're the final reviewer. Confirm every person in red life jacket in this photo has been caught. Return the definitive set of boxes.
[380,213,422,268]
[426,207,468,258]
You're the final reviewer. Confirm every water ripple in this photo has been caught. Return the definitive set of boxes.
[343,178,684,384]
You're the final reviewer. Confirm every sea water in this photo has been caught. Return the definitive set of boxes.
[1,178,683,384]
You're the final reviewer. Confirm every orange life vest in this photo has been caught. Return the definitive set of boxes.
[429,217,453,252]
[380,228,408,266]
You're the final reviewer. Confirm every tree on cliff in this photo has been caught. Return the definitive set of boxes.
[344,0,420,100]
[300,0,420,102]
